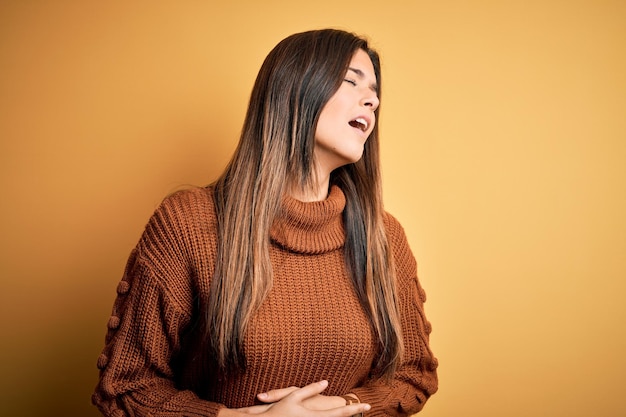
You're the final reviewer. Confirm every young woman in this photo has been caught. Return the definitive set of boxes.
[92,28,438,417]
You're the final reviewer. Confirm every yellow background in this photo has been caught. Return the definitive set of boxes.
[1,1,625,416]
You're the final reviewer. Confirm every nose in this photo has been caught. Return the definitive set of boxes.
[361,92,380,111]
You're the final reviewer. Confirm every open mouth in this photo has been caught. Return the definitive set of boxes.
[349,117,369,132]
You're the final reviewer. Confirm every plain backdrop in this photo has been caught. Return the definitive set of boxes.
[1,1,625,416]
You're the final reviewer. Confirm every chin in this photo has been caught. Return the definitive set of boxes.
[338,152,365,167]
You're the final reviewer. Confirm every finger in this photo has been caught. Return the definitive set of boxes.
[348,403,372,416]
[326,403,372,417]
[288,380,329,402]
[257,386,299,403]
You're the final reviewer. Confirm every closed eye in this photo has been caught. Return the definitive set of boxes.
[344,78,357,86]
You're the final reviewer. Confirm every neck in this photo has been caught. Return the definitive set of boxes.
[288,171,331,202]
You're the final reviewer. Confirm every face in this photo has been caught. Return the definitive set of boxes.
[313,49,380,175]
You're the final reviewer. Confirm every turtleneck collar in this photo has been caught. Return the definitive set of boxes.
[270,185,346,254]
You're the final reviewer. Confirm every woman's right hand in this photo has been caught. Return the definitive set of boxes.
[218,380,370,417]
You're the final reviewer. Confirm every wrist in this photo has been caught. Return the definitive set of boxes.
[217,407,244,417]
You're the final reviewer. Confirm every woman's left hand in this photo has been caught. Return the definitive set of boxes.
[256,384,346,411]
[235,380,357,415]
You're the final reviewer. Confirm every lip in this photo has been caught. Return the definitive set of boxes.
[349,114,374,135]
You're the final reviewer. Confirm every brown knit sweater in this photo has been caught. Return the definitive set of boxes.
[92,185,438,416]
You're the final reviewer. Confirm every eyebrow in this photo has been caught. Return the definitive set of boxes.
[348,67,379,93]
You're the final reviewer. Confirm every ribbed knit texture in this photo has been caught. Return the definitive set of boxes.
[92,185,438,417]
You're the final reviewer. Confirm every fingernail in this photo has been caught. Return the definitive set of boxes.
[364,404,371,411]
[258,393,268,399]
[319,380,328,387]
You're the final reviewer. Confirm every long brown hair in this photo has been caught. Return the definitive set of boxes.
[203,28,402,380]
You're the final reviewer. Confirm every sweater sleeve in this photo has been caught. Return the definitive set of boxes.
[350,214,439,416]
[92,190,225,417]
